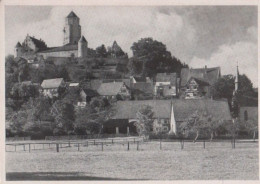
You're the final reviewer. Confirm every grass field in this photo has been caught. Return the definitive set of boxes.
[6,140,259,180]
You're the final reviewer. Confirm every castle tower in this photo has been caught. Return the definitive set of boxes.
[235,64,239,91]
[78,36,88,58]
[63,11,81,45]
[14,42,23,58]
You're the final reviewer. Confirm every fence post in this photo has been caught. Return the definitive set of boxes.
[137,141,139,151]
[94,140,96,145]
[29,144,31,152]
[128,142,129,151]
[49,143,50,148]
[134,138,135,143]
[160,139,162,150]
[112,139,114,144]
[86,141,88,147]
[234,138,235,149]
[23,144,25,151]
[203,140,205,149]
[15,145,16,152]
[56,144,59,152]
[68,141,71,147]
[78,143,80,151]
[102,142,103,151]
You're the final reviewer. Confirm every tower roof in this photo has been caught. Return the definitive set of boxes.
[67,11,78,18]
[15,42,22,48]
[79,36,87,43]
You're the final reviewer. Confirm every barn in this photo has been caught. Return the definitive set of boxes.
[104,99,232,135]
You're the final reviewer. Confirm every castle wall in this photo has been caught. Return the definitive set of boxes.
[38,50,78,59]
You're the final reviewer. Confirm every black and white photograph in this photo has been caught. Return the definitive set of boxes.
[3,2,259,181]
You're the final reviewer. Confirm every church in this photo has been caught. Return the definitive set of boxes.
[14,11,88,59]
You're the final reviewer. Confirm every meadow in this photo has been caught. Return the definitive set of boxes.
[6,140,259,180]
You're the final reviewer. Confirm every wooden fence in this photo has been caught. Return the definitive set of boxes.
[6,136,145,152]
[5,137,258,153]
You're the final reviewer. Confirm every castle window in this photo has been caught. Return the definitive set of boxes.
[244,110,248,121]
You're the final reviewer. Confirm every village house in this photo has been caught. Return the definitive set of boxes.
[108,99,232,135]
[154,73,178,98]
[97,82,131,100]
[41,78,66,98]
[180,66,221,99]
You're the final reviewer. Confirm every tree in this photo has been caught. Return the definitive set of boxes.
[130,37,186,77]
[244,116,258,141]
[212,75,235,102]
[50,100,75,135]
[10,83,39,103]
[239,74,255,97]
[181,111,223,142]
[134,105,154,136]
[131,38,172,77]
[212,74,256,106]
[96,44,108,58]
[74,97,115,135]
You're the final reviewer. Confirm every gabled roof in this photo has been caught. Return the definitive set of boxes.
[181,67,220,87]
[188,77,210,86]
[97,82,128,96]
[113,99,232,121]
[131,82,154,94]
[29,36,47,51]
[15,42,22,48]
[79,36,87,43]
[156,73,177,85]
[39,44,78,53]
[67,11,78,18]
[41,78,64,89]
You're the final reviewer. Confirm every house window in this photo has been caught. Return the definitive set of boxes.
[244,110,248,121]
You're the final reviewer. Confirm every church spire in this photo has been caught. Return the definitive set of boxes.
[235,63,239,91]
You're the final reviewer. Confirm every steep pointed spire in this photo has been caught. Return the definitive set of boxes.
[235,63,239,91]
[169,100,177,134]
[67,11,78,18]
[79,36,87,43]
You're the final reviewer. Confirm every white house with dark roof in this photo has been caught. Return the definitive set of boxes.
[180,66,221,99]
[155,73,177,97]
[41,78,65,98]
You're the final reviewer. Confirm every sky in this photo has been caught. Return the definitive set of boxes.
[5,6,258,87]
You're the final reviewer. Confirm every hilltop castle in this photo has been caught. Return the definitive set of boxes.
[14,11,88,59]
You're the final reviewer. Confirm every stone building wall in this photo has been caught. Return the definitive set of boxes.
[38,50,78,59]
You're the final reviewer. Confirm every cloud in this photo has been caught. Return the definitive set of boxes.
[190,39,258,87]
